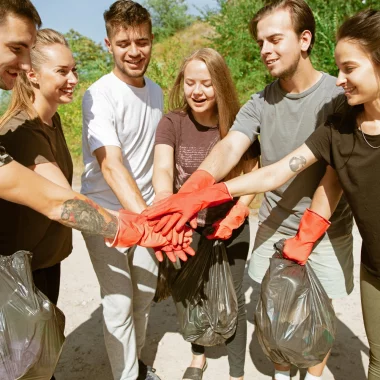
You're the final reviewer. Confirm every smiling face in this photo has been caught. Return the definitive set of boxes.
[105,23,153,87]
[183,59,217,123]
[29,43,78,106]
[0,14,36,90]
[335,38,380,107]
[256,9,307,79]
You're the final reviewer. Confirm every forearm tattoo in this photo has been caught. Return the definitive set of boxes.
[60,198,118,238]
[289,156,306,172]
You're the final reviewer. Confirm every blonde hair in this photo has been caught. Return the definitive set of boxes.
[169,48,247,179]
[0,28,69,128]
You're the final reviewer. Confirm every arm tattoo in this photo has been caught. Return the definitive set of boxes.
[289,156,307,172]
[60,198,118,238]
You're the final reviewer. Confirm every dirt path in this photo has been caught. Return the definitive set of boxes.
[54,214,369,380]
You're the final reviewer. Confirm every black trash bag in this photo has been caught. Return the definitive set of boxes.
[255,239,336,368]
[0,251,65,380]
[153,255,181,303]
[172,236,238,346]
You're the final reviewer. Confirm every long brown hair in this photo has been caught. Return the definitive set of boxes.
[169,48,247,179]
[0,28,69,128]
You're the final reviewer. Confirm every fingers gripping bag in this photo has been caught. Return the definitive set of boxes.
[171,234,238,346]
[0,251,65,380]
[254,240,336,368]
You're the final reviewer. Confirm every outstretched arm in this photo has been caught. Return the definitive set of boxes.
[0,160,118,238]
[225,143,317,197]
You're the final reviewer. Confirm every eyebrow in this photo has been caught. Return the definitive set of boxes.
[340,60,358,65]
[7,41,29,48]
[257,33,284,42]
[116,37,150,43]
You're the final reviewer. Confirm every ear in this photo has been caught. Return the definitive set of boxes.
[300,30,312,53]
[105,37,112,54]
[26,69,38,84]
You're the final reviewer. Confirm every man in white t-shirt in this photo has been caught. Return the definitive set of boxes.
[80,1,163,379]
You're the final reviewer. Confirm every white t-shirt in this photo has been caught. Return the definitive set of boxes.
[81,72,163,210]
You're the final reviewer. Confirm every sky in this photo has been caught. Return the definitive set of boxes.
[32,0,219,46]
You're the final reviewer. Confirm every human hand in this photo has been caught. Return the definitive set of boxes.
[206,201,249,240]
[283,208,331,265]
[143,183,233,232]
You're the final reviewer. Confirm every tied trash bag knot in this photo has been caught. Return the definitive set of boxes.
[254,239,336,368]
[0,251,65,380]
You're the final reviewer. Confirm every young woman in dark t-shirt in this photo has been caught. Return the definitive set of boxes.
[145,10,380,380]
[0,29,78,308]
[153,48,260,380]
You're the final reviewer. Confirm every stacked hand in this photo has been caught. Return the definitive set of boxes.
[283,208,331,265]
[143,182,233,233]
[206,200,250,240]
[151,191,195,262]
[105,209,195,262]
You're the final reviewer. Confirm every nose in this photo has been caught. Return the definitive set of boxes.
[68,70,79,85]
[261,41,272,56]
[18,51,32,72]
[193,83,203,95]
[128,42,139,57]
[336,70,346,87]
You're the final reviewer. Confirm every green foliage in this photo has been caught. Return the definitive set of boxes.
[143,0,194,41]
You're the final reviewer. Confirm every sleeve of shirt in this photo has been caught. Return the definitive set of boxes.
[305,121,333,167]
[0,145,13,167]
[154,115,176,148]
[82,88,121,155]
[230,91,263,143]
[1,124,55,167]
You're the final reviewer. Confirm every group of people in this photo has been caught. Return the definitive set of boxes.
[0,1,379,380]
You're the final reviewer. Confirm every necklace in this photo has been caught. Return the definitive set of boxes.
[357,115,380,149]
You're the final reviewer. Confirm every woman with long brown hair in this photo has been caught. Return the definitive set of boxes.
[153,48,260,380]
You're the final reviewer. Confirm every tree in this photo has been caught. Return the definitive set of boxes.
[143,0,194,41]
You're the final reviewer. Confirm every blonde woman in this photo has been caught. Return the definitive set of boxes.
[0,29,78,312]
[153,48,260,380]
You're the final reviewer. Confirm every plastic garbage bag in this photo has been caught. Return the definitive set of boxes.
[0,251,65,380]
[172,236,238,346]
[255,239,336,368]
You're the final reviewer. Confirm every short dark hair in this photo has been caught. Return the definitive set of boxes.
[104,0,152,38]
[249,0,316,55]
[337,8,380,66]
[0,0,41,28]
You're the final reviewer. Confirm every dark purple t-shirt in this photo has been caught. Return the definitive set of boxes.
[155,111,260,226]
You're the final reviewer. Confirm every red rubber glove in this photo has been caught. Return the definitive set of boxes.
[206,200,250,240]
[283,208,331,265]
[152,191,196,262]
[105,210,192,249]
[151,170,216,234]
[143,182,233,232]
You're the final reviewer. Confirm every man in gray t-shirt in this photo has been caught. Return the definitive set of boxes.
[195,1,354,379]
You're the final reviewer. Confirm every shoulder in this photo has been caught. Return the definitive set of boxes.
[83,73,114,99]
[325,107,355,133]
[0,110,30,135]
[145,77,163,93]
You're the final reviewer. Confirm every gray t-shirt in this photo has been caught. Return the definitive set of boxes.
[231,73,353,237]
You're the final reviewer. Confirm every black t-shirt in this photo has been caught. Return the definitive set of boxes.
[306,108,380,276]
[0,111,73,270]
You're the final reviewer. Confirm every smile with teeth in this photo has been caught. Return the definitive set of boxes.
[192,98,206,104]
[61,89,74,94]
[344,86,355,94]
[267,58,279,65]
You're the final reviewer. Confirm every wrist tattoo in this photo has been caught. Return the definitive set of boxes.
[61,198,118,238]
[289,156,306,172]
